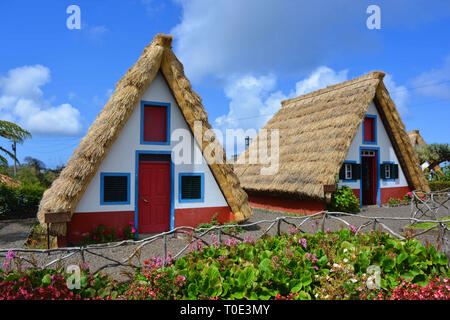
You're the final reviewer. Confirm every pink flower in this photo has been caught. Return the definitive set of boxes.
[299,238,307,249]
[6,250,15,261]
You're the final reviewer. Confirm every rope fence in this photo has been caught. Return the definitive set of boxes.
[1,190,449,275]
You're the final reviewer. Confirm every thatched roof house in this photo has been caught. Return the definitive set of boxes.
[235,71,429,213]
[408,129,426,147]
[38,34,252,243]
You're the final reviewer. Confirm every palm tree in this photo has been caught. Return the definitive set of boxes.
[0,120,32,173]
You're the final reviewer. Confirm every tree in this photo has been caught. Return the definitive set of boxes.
[414,143,450,171]
[0,120,32,172]
[23,156,46,171]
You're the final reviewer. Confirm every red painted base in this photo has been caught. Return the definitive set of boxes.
[174,206,234,228]
[352,186,410,205]
[54,207,235,247]
[380,186,411,205]
[248,195,325,215]
[63,211,135,246]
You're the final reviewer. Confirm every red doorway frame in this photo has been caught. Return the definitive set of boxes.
[138,160,171,234]
[361,150,378,205]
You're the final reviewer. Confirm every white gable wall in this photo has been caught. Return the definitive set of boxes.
[339,100,409,190]
[75,72,228,213]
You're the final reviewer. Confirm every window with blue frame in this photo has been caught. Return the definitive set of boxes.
[179,173,204,202]
[380,162,399,180]
[363,115,377,144]
[339,161,361,182]
[100,173,130,205]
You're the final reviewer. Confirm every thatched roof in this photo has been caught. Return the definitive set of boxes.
[234,71,429,200]
[408,129,426,146]
[38,34,252,236]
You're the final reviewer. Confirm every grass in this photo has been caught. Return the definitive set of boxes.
[406,217,450,230]
[251,206,309,217]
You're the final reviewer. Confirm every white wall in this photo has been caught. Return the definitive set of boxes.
[75,72,228,213]
[339,100,408,189]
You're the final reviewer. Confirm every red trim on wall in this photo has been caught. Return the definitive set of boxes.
[174,206,234,228]
[352,186,410,205]
[64,211,135,245]
[248,195,325,215]
[380,186,410,205]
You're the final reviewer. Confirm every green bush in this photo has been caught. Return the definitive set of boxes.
[2,229,448,300]
[0,183,45,218]
[329,186,360,213]
[429,180,450,191]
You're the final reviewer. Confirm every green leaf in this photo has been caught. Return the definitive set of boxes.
[187,283,199,299]
[300,272,312,287]
[381,257,395,272]
[41,274,52,286]
[290,279,302,293]
[396,252,408,265]
[259,258,273,277]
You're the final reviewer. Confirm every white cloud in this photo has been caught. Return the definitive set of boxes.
[383,74,409,118]
[171,0,450,82]
[410,55,450,100]
[294,66,348,96]
[0,65,50,99]
[0,65,83,136]
[214,66,349,152]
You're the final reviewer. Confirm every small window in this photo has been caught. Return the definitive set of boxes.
[345,163,352,180]
[363,116,376,144]
[179,173,204,202]
[141,102,170,144]
[381,163,399,180]
[101,173,130,205]
[384,165,391,179]
[339,162,361,181]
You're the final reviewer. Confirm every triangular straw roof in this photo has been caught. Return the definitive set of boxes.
[38,34,252,235]
[234,71,429,200]
[408,129,426,146]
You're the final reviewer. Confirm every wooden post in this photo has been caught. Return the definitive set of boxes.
[47,223,50,255]
[321,213,327,233]
[44,212,71,249]
[323,185,336,211]
[163,234,167,266]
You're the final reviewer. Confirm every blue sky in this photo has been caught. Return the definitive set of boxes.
[0,0,449,168]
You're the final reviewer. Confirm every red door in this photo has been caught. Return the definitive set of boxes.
[361,153,377,205]
[138,161,171,233]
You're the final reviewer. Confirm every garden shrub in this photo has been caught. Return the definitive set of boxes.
[329,186,360,213]
[0,263,124,300]
[0,183,45,219]
[429,180,450,191]
[1,228,449,300]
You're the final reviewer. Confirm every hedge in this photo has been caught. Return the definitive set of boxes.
[0,183,45,219]
[429,181,450,191]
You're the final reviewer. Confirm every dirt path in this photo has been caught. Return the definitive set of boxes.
[0,218,36,249]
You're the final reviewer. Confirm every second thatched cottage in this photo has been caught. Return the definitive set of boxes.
[37,34,252,247]
[234,71,429,214]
